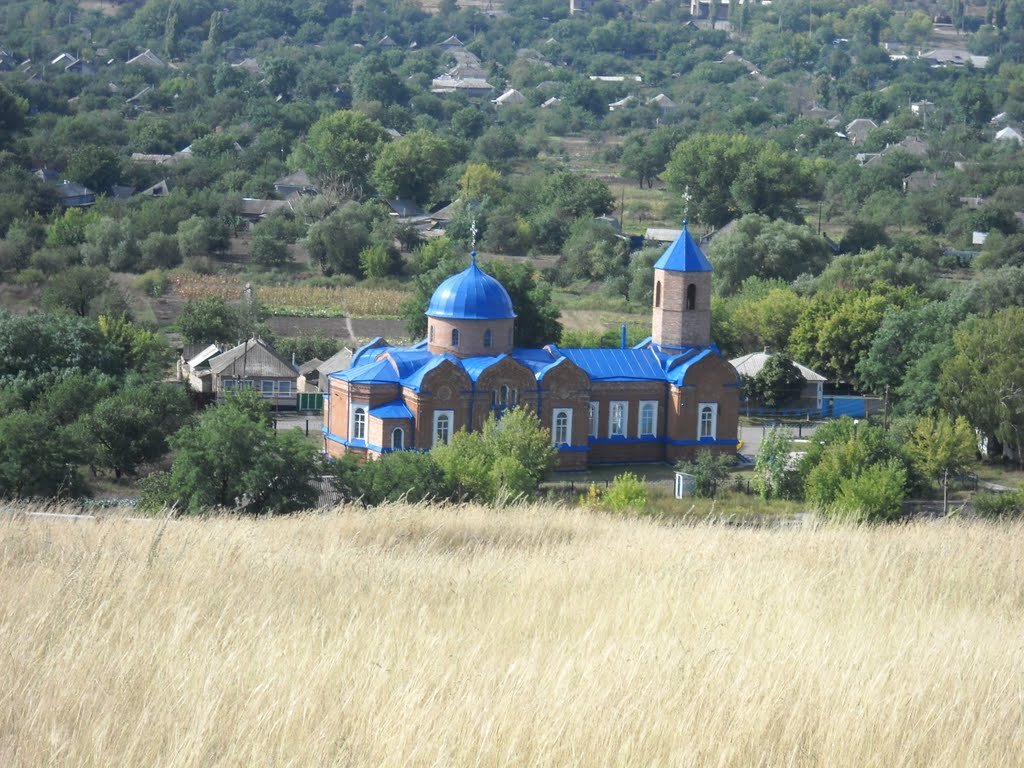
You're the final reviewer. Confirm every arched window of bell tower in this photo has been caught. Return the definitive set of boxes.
[686,283,696,311]
[655,281,661,308]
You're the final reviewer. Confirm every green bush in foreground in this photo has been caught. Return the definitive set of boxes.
[603,472,647,512]
[830,460,908,522]
[972,490,1024,518]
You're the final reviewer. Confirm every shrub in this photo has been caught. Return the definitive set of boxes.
[754,426,800,500]
[603,472,647,512]
[829,460,908,522]
[14,267,45,285]
[972,491,1024,518]
[134,269,169,298]
[676,450,733,498]
[357,451,454,507]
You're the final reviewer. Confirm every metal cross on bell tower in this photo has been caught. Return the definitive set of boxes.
[682,185,692,228]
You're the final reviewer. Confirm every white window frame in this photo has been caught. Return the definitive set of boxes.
[261,380,276,398]
[639,400,658,437]
[277,380,293,397]
[433,409,454,447]
[391,427,404,451]
[698,402,718,440]
[588,402,599,438]
[350,404,368,442]
[609,401,628,438]
[552,407,572,446]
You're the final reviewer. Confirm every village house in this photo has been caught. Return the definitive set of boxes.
[323,226,740,468]
[182,337,298,409]
[729,350,826,412]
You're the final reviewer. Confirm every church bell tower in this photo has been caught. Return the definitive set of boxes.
[651,221,713,349]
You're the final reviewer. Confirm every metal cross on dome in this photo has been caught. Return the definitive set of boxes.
[470,220,478,253]
[682,185,692,228]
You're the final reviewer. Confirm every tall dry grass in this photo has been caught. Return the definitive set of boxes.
[1,504,1023,767]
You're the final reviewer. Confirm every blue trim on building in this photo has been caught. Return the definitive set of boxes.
[557,444,590,453]
[588,436,662,445]
[665,438,739,447]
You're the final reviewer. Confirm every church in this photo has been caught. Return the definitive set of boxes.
[322,224,740,469]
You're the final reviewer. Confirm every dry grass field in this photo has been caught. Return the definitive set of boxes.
[2,504,1023,767]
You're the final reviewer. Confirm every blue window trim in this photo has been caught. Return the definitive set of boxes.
[557,445,589,453]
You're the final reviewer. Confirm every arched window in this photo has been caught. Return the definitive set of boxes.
[391,427,404,451]
[483,329,492,348]
[429,324,435,342]
[433,411,452,447]
[352,407,367,441]
[686,283,696,311]
[699,403,717,439]
[553,408,572,446]
[655,280,661,308]
[451,328,460,347]
[639,401,657,437]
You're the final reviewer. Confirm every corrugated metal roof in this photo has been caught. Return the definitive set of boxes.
[369,399,414,419]
[555,346,667,382]
[461,354,508,381]
[653,225,713,273]
[401,354,461,392]
[667,348,714,386]
[332,358,400,384]
[729,352,825,382]
[208,338,296,378]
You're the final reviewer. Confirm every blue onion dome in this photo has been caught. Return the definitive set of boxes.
[426,252,517,320]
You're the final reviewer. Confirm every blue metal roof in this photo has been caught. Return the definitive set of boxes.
[461,353,508,382]
[653,223,713,273]
[555,347,668,382]
[401,354,462,392]
[332,358,400,384]
[426,253,517,320]
[369,399,414,419]
[350,337,389,369]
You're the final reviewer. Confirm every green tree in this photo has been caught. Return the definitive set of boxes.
[907,413,976,514]
[664,135,813,228]
[0,409,85,498]
[139,231,181,270]
[0,82,28,149]
[356,451,455,506]
[41,266,120,318]
[97,313,172,378]
[744,355,806,408]
[372,129,452,205]
[753,426,798,500]
[143,396,320,514]
[459,163,504,201]
[940,307,1024,465]
[80,383,192,478]
[790,288,918,387]
[432,407,555,503]
[177,296,240,343]
[66,145,121,193]
[289,110,389,196]
[304,201,380,276]
[707,214,831,296]
[177,216,211,262]
[359,242,401,278]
